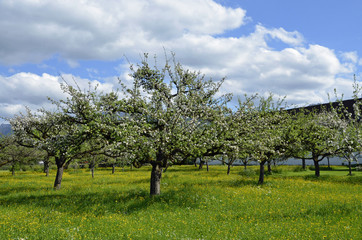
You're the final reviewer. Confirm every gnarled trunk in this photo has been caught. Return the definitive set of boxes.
[11,157,16,176]
[91,167,95,178]
[43,158,50,177]
[54,165,64,190]
[227,164,231,175]
[11,164,15,176]
[150,163,162,196]
[302,158,306,170]
[267,161,272,174]
[199,158,205,170]
[258,161,265,184]
[54,155,66,190]
[89,161,95,178]
[348,161,352,176]
[313,158,320,177]
[327,157,330,169]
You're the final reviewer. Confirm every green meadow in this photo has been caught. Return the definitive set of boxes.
[0,165,361,239]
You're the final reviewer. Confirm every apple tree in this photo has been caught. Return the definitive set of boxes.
[117,54,231,195]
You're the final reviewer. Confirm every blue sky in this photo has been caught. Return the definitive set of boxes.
[233,0,362,52]
[0,0,361,120]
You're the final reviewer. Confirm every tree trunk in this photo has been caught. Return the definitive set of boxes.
[11,164,15,176]
[150,163,162,196]
[199,159,205,170]
[267,161,272,174]
[206,161,209,172]
[302,158,306,170]
[327,157,330,169]
[121,161,125,172]
[348,161,352,176]
[54,165,64,190]
[112,164,115,174]
[54,155,66,190]
[44,159,50,177]
[243,161,247,170]
[89,159,95,178]
[227,164,231,175]
[313,159,320,177]
[258,161,265,184]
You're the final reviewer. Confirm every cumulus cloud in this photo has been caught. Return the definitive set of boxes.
[0,72,116,120]
[0,72,62,120]
[0,0,359,116]
[219,42,353,105]
[0,73,63,105]
[162,25,354,105]
[0,0,246,65]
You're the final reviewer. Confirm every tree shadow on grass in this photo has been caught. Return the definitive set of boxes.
[300,174,362,185]
[0,185,202,216]
[0,185,46,195]
[124,187,201,214]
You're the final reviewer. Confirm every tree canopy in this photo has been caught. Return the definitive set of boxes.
[7,54,362,194]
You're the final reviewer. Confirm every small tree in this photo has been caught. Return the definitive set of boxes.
[0,135,42,175]
[0,135,12,167]
[286,110,313,170]
[338,118,362,175]
[11,82,108,189]
[295,110,341,177]
[334,81,362,175]
[247,94,289,184]
[217,95,257,175]
[10,108,56,176]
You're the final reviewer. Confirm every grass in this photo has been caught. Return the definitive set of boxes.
[0,165,361,239]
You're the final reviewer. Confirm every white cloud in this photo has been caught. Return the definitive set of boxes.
[0,0,359,111]
[1,104,25,116]
[0,73,63,105]
[162,25,353,105]
[254,25,304,46]
[341,51,358,63]
[0,72,63,120]
[0,0,246,65]
[0,72,116,120]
